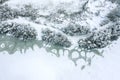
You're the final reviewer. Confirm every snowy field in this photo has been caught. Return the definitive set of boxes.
[0,0,120,80]
[0,39,120,80]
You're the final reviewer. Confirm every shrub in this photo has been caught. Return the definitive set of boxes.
[108,0,120,4]
[61,23,90,36]
[42,28,71,47]
[18,4,39,20]
[0,0,9,4]
[0,22,13,34]
[107,6,120,22]
[0,22,37,41]
[78,22,120,49]
[78,30,111,49]
[11,24,37,41]
[0,4,18,21]
[107,22,120,41]
[0,4,39,21]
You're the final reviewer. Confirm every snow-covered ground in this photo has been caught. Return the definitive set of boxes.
[0,39,120,80]
[0,0,120,80]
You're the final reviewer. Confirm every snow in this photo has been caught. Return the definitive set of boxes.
[6,0,117,48]
[0,39,120,80]
[0,0,120,80]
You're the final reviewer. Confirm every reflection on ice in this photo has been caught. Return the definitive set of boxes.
[0,34,43,54]
[0,34,104,69]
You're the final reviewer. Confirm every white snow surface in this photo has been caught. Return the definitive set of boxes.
[0,0,120,80]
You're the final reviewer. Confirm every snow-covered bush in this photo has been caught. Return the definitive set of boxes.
[108,0,120,4]
[0,22,13,34]
[61,23,90,36]
[0,4,18,21]
[11,24,37,41]
[78,22,120,49]
[18,4,39,21]
[46,9,68,24]
[0,22,37,41]
[42,28,71,47]
[0,4,39,21]
[78,30,111,49]
[0,0,8,4]
[107,6,120,22]
[107,22,120,41]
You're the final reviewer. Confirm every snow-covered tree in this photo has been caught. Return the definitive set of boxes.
[107,6,120,22]
[0,22,37,41]
[17,4,39,21]
[42,28,71,47]
[78,22,120,49]
[108,0,120,4]
[0,4,18,21]
[0,0,38,41]
[78,30,111,49]
[0,0,8,4]
[61,23,90,36]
